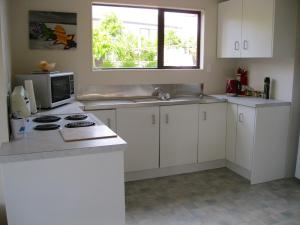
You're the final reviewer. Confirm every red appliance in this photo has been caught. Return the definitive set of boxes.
[226,79,238,96]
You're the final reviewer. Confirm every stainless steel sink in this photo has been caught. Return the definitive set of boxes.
[83,95,226,111]
[132,96,216,103]
[132,97,162,103]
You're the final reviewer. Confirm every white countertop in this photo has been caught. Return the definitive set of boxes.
[81,95,290,110]
[212,95,291,108]
[0,105,126,163]
[2,95,288,163]
[39,101,85,115]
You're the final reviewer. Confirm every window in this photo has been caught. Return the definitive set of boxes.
[92,4,201,69]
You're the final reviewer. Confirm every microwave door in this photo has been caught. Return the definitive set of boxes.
[51,76,71,104]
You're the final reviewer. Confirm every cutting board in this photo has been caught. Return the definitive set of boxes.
[59,125,117,142]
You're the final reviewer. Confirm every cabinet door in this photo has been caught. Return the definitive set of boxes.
[217,0,242,58]
[236,105,255,171]
[241,0,274,57]
[226,103,238,163]
[91,110,116,132]
[198,103,226,163]
[116,107,159,172]
[160,104,198,168]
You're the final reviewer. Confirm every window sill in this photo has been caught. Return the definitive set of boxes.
[92,68,204,72]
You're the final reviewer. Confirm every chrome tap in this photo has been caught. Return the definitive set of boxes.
[152,87,170,101]
[199,83,204,98]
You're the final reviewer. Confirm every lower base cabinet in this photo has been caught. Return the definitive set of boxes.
[235,105,255,171]
[225,103,290,184]
[198,103,227,163]
[89,101,290,185]
[226,104,255,171]
[116,107,160,172]
[90,110,117,132]
[160,104,199,168]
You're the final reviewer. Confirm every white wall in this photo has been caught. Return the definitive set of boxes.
[0,0,11,145]
[10,0,236,95]
[0,0,10,224]
[290,5,300,177]
[237,58,295,101]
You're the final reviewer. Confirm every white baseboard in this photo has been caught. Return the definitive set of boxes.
[125,160,226,182]
[226,160,251,180]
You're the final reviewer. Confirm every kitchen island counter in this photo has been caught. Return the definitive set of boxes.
[0,112,126,163]
[0,107,127,225]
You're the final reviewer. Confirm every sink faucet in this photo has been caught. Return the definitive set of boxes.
[199,83,204,98]
[152,87,171,101]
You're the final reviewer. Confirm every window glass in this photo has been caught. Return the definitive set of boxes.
[92,5,158,69]
[92,5,200,69]
[164,11,199,67]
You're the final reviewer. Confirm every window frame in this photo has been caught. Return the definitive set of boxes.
[92,3,201,70]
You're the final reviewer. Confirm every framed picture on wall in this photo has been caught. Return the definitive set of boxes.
[29,10,77,50]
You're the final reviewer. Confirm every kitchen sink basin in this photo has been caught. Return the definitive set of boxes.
[131,96,219,104]
[83,95,225,110]
[132,97,162,103]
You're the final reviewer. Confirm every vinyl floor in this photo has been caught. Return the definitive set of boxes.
[125,168,300,225]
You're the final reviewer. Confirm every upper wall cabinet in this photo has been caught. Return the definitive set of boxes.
[218,0,298,58]
[218,0,243,58]
[218,0,274,58]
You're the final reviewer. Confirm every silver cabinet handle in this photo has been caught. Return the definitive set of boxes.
[107,118,111,128]
[152,114,156,125]
[243,40,248,50]
[234,41,240,51]
[238,113,244,123]
[165,114,169,124]
[202,111,207,121]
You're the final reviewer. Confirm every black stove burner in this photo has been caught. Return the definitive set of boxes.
[34,124,60,131]
[33,115,61,123]
[65,121,95,128]
[65,114,88,121]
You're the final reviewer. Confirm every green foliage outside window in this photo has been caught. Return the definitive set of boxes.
[93,13,195,68]
[93,13,157,68]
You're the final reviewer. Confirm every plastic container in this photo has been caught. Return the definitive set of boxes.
[10,118,26,140]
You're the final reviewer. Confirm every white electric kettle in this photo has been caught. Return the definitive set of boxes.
[10,86,31,118]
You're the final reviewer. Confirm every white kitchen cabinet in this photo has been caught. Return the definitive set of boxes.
[226,104,255,172]
[235,105,255,171]
[241,0,275,58]
[252,106,290,184]
[198,103,227,163]
[160,104,198,168]
[116,107,159,172]
[225,103,238,163]
[218,0,274,58]
[90,110,116,132]
[217,0,243,58]
[225,103,290,184]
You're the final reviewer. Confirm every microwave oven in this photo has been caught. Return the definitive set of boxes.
[15,72,74,109]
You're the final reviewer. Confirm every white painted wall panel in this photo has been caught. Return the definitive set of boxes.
[2,151,125,225]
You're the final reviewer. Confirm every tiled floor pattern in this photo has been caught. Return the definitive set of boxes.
[125,168,300,225]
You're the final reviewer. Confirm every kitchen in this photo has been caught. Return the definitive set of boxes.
[1,0,300,225]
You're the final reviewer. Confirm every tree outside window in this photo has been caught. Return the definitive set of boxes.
[92,5,200,69]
